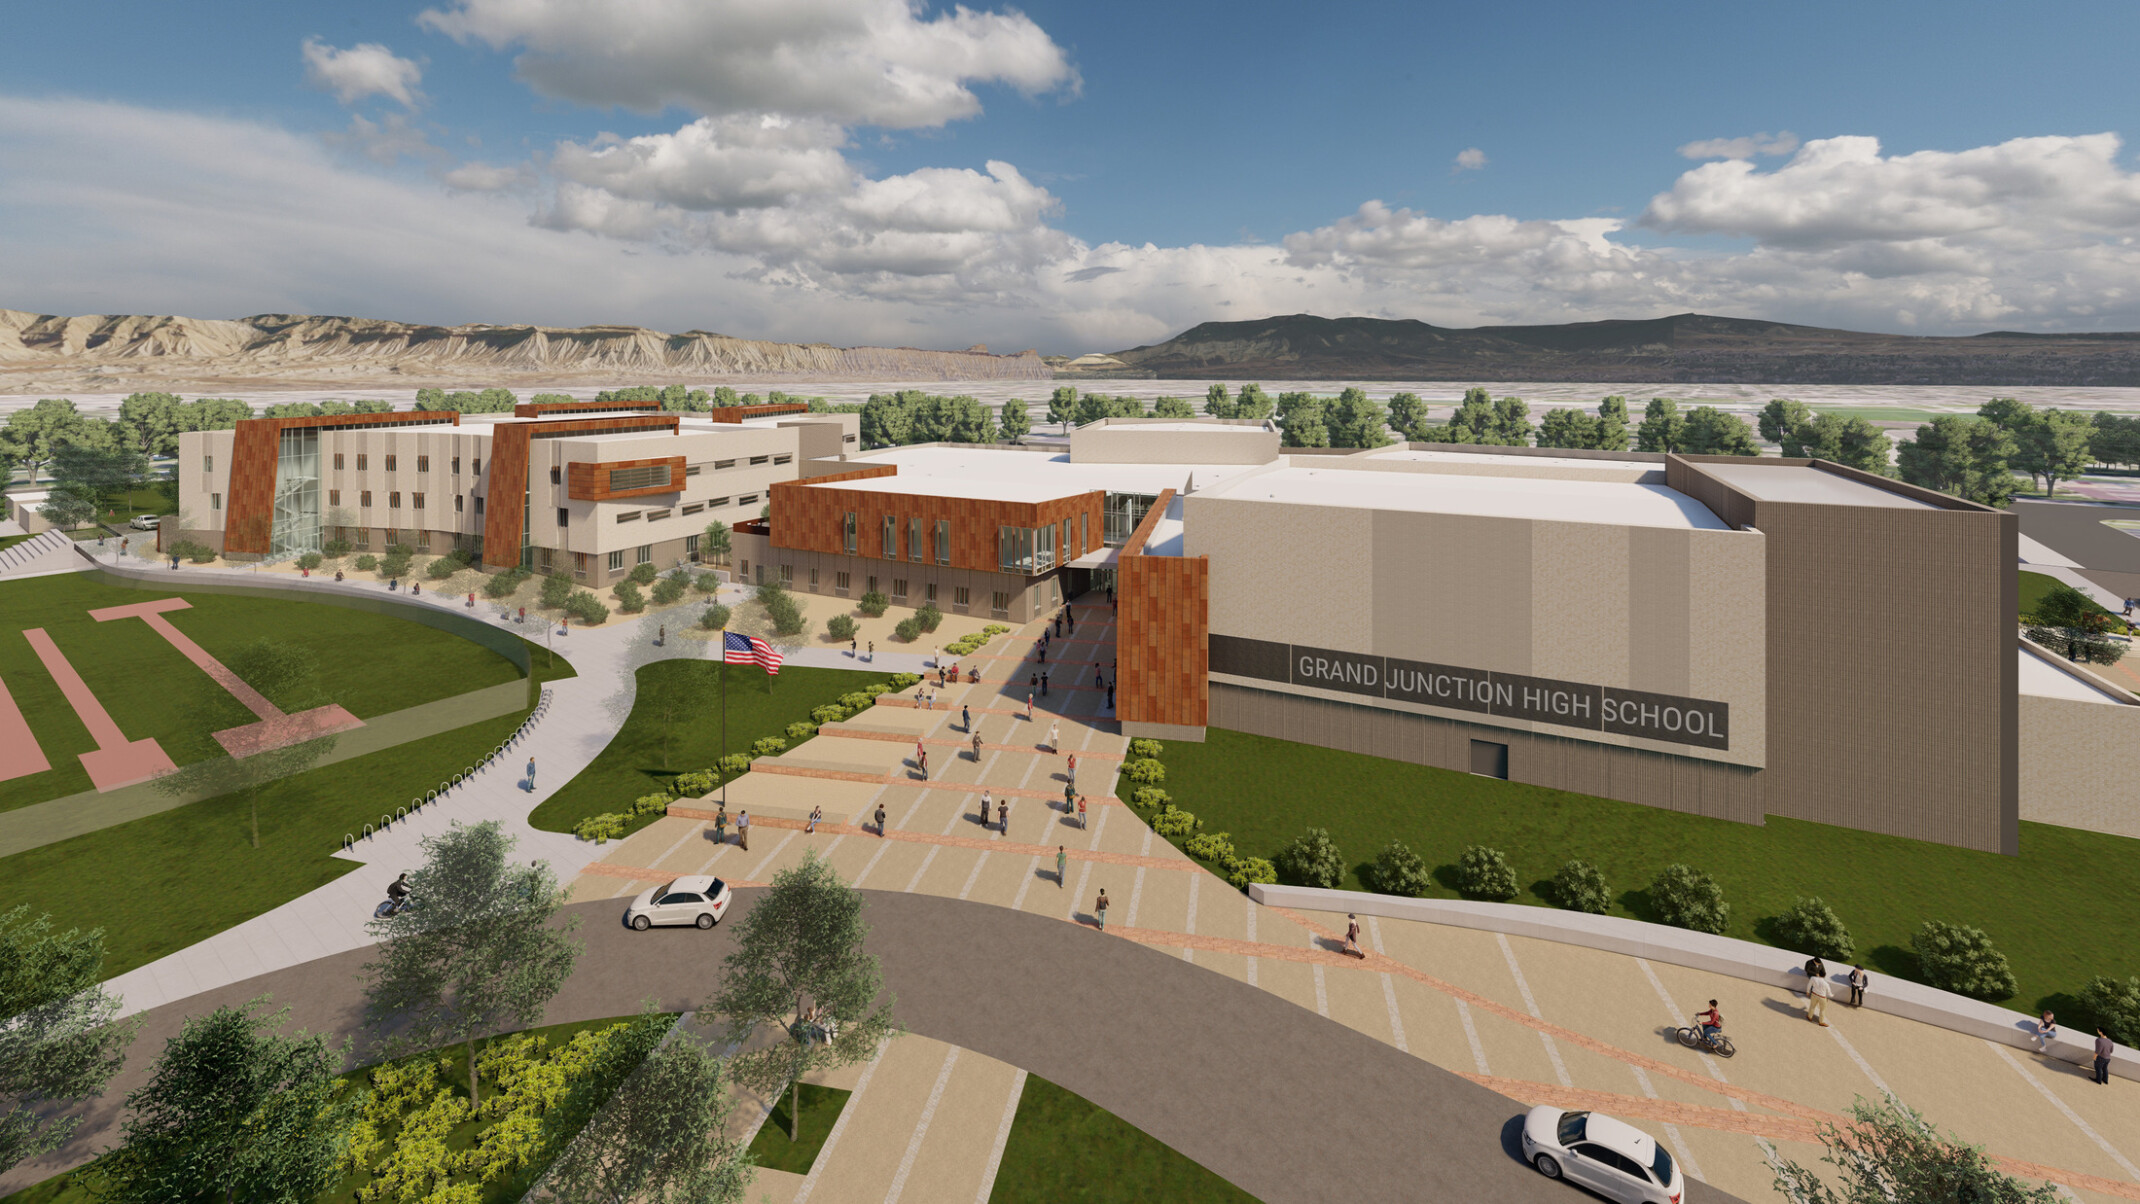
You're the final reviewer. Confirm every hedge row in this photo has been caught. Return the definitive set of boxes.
[1122,742,1276,889]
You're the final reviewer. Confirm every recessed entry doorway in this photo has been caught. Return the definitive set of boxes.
[1469,739,1508,779]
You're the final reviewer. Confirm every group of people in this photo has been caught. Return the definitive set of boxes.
[2038,1009,2122,1085]
[1798,956,1870,1027]
[710,804,751,850]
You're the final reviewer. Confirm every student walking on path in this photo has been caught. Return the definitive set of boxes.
[1077,795,1088,829]
[1095,888,1109,931]
[1047,721,1061,752]
[2096,1030,2116,1084]
[874,803,888,837]
[980,789,993,830]
[737,810,750,852]
[999,796,1012,834]
[1026,691,1035,720]
[962,703,971,731]
[1067,753,1078,789]
[806,805,822,834]
[1344,915,1363,958]
[1848,965,1868,1007]
[714,805,728,845]
[1056,845,1067,887]
[972,729,984,762]
[1805,972,1833,1026]
[526,758,536,792]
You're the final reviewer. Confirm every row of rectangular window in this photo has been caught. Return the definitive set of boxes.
[330,453,480,475]
[845,512,951,565]
[329,490,485,515]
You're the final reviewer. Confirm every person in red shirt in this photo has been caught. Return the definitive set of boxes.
[1695,1000,1724,1044]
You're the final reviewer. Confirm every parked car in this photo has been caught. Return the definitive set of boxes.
[1522,1107,1683,1204]
[624,875,731,930]
[128,514,162,531]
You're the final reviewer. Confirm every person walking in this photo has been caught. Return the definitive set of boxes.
[916,737,927,775]
[868,640,874,660]
[1077,794,1088,829]
[1067,753,1078,788]
[736,810,750,852]
[1041,670,1050,697]
[1344,914,1363,958]
[972,728,984,762]
[851,637,858,658]
[1056,844,1067,887]
[658,624,666,646]
[1848,964,1868,1007]
[806,805,822,834]
[526,757,536,792]
[918,745,929,778]
[1106,684,1115,711]
[874,802,888,836]
[714,805,728,845]
[2038,1010,2059,1053]
[1095,888,1109,931]
[1029,670,1039,695]
[1805,971,1833,1026]
[2095,1029,2115,1084]
[1000,796,1012,834]
[1063,781,1075,814]
[1026,691,1034,720]
[980,789,993,829]
[962,703,971,732]
[1048,720,1061,752]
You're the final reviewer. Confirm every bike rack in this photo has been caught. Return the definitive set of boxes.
[362,823,375,841]
[426,789,438,804]
[380,813,394,832]
[342,833,355,852]
[395,806,407,823]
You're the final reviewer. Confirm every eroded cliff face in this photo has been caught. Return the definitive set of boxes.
[0,309,1050,391]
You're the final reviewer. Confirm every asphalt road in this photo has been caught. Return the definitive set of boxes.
[2016,499,2140,574]
[7,890,1750,1204]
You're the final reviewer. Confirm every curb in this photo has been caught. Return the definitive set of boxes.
[1248,883,2140,1083]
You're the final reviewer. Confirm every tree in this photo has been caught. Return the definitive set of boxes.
[1594,396,1630,451]
[1490,396,1534,446]
[1151,396,1196,419]
[1790,413,1895,475]
[1203,383,1235,419]
[2091,412,2140,470]
[709,851,899,1142]
[859,391,914,448]
[1535,408,1601,450]
[1772,1097,2058,1204]
[1273,392,1328,447]
[1441,388,1495,444]
[997,397,1031,443]
[0,399,115,484]
[0,908,137,1174]
[116,391,184,457]
[1682,407,1759,456]
[89,999,356,1204]
[2015,409,2095,496]
[702,519,732,565]
[1048,385,1078,432]
[37,488,98,531]
[641,662,716,770]
[2025,581,2122,663]
[1899,416,2017,507]
[1233,383,1273,419]
[1386,392,1428,441]
[177,397,252,435]
[50,440,148,514]
[538,1025,753,1204]
[1758,398,1813,446]
[362,821,582,1108]
[150,639,340,848]
[1325,387,1392,448]
[1635,398,1686,453]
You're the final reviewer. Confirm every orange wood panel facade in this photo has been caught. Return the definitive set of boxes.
[1117,488,1209,729]
[769,469,1104,573]
[482,414,681,568]
[513,400,662,418]
[709,403,810,423]
[223,410,459,555]
[565,456,685,502]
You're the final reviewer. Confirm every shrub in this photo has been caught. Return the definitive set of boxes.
[1911,921,2016,1001]
[540,571,574,608]
[632,793,672,817]
[355,553,379,571]
[1369,841,1432,898]
[1274,828,1345,889]
[984,623,1011,636]
[484,568,530,599]
[1151,808,1198,838]
[627,560,658,585]
[1127,738,1165,760]
[1455,845,1519,901]
[751,736,787,756]
[1226,857,1278,890]
[838,691,875,711]
[765,591,805,636]
[826,614,858,642]
[811,704,848,725]
[717,753,751,776]
[1131,786,1170,810]
[692,572,720,594]
[1120,759,1165,785]
[380,545,414,578]
[671,770,716,797]
[785,721,817,741]
[888,672,921,690]
[1184,830,1235,863]
[426,554,462,580]
[611,579,647,613]
[699,603,732,630]
[650,571,689,605]
[2081,975,2140,1045]
[322,539,353,558]
[1650,864,1730,935]
[915,602,944,633]
[296,551,323,570]
[857,590,889,617]
[894,617,922,642]
[1770,896,1856,961]
[1549,860,1612,915]
[565,590,609,625]
[573,813,626,842]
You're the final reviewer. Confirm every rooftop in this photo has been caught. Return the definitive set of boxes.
[1193,463,1730,530]
[1695,462,1939,510]
[1359,448,1661,474]
[827,445,1267,504]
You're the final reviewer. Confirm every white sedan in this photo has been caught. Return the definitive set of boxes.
[625,876,732,930]
[1521,1106,1683,1204]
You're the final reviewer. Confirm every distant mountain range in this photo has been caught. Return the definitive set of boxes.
[1101,313,2140,385]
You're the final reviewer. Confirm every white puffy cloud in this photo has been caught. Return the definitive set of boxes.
[1453,147,1487,172]
[549,114,853,211]
[1677,131,1799,160]
[301,38,424,108]
[416,0,1079,128]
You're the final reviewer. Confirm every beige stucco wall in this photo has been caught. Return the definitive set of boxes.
[1070,419,1279,465]
[1186,493,1767,768]
[2019,694,2140,838]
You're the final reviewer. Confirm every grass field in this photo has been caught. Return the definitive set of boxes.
[748,1083,852,1176]
[2018,569,2117,622]
[988,1074,1253,1204]
[529,661,888,836]
[1158,728,2140,1018]
[0,573,533,811]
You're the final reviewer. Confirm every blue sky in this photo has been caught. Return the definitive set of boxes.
[3,0,2139,352]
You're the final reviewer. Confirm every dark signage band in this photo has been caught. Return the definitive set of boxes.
[1210,634,1729,751]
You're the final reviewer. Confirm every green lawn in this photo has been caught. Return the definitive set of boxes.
[2019,569,2117,623]
[0,531,38,553]
[0,573,535,811]
[748,1083,852,1176]
[988,1074,1254,1204]
[1159,729,2140,1018]
[530,661,888,836]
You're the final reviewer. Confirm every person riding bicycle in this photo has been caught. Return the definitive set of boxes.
[1695,999,1723,1045]
[387,873,411,905]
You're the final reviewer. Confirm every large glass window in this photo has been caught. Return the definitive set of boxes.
[1104,493,1157,546]
[1036,523,1056,571]
[882,515,897,559]
[269,426,321,558]
[843,512,856,554]
[935,519,950,565]
[998,525,1032,574]
[909,516,924,562]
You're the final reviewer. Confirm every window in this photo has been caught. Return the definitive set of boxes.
[1080,512,1088,555]
[211,492,222,511]
[472,458,482,475]
[452,456,461,474]
[685,464,701,477]
[682,502,704,515]
[909,516,923,562]
[474,496,484,514]
[607,550,624,573]
[608,464,672,492]
[575,551,588,579]
[648,508,672,521]
[835,570,850,594]
[385,455,398,472]
[935,519,950,566]
[926,582,938,603]
[617,511,642,523]
[843,512,857,554]
[715,459,736,470]
[843,434,857,443]
[202,455,213,473]
[750,455,770,466]
[636,544,653,565]
[389,492,401,509]
[334,453,345,470]
[1037,523,1056,571]
[737,493,759,506]
[549,467,561,484]
[328,489,340,507]
[882,515,897,559]
[540,548,554,570]
[361,490,373,507]
[780,563,793,585]
[417,455,429,473]
[892,578,907,599]
[991,590,1009,617]
[953,585,969,610]
[412,493,425,511]
[866,575,877,596]
[774,454,792,465]
[357,453,369,471]
[557,507,568,526]
[415,532,431,552]
[454,495,463,513]
[809,566,820,589]
[710,496,731,508]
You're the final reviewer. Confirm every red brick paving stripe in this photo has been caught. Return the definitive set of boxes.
[661,810,1189,869]
[703,762,1128,806]
[814,725,1124,760]
[0,673,52,783]
[22,627,176,790]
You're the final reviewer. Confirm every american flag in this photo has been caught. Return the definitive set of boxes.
[722,630,783,674]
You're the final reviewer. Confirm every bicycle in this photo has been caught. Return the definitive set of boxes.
[1674,1025,1736,1058]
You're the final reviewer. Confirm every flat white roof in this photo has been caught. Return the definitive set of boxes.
[1097,422,1271,435]
[1359,448,1661,474]
[2018,647,2132,703]
[1695,462,1937,510]
[1195,463,1730,530]
[830,446,1266,504]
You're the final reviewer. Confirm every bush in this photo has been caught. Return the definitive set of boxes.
[692,572,720,594]
[322,539,352,558]
[888,672,921,690]
[915,602,944,633]
[1226,857,1278,890]
[628,560,658,585]
[426,554,463,580]
[611,579,647,613]
[1151,808,1198,838]
[296,551,323,571]
[2081,975,2140,1045]
[894,617,922,642]
[1549,860,1612,915]
[750,736,787,756]
[1120,759,1165,785]
[1911,921,2017,1001]
[1455,845,1519,901]
[355,553,379,571]
[826,614,858,642]
[837,691,876,711]
[1184,830,1235,863]
[699,603,732,631]
[166,539,217,564]
[632,793,672,817]
[380,553,413,579]
[671,770,716,797]
[1274,828,1345,889]
[811,704,848,725]
[1770,896,1856,961]
[717,753,751,776]
[857,590,889,617]
[1131,786,1170,810]
[785,721,817,741]
[1650,864,1730,935]
[1369,841,1432,898]
[565,590,609,625]
[483,568,528,599]
[573,813,627,842]
[765,592,805,636]
[1127,738,1165,760]
[650,571,690,605]
[540,571,574,608]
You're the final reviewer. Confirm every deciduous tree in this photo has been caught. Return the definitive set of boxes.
[1324,387,1392,448]
[1048,385,1078,431]
[1635,398,1686,453]
[1535,408,1601,450]
[1682,407,1759,456]
[1899,415,2016,506]
[996,397,1031,443]
[1151,396,1196,419]
[1385,392,1428,441]
[539,1024,753,1204]
[1789,413,1894,475]
[1203,383,1234,419]
[1274,392,1328,447]
[1232,383,1273,419]
[0,908,137,1174]
[1771,1097,2058,1204]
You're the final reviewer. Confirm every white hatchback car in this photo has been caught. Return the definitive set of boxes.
[1522,1106,1683,1204]
[625,876,732,930]
[128,514,162,531]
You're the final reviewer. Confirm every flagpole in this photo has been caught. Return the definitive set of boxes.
[720,630,729,810]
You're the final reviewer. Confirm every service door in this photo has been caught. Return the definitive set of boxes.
[1469,739,1508,779]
